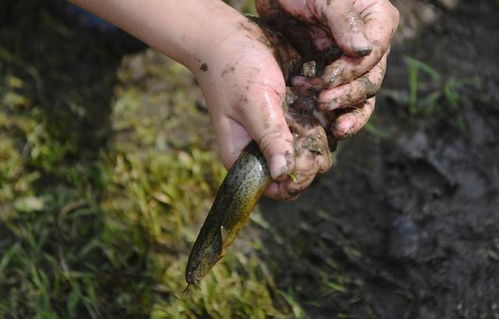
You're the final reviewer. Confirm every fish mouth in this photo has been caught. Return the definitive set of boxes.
[183,283,193,294]
[183,275,200,294]
[185,267,202,285]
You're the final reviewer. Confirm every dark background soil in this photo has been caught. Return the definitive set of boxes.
[259,1,499,318]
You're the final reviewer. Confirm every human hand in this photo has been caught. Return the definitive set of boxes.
[192,15,333,200]
[257,0,399,138]
[66,0,332,200]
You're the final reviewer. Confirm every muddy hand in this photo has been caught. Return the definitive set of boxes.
[257,0,399,138]
[193,14,331,200]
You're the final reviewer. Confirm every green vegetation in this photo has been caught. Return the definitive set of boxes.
[403,56,480,127]
[0,3,300,317]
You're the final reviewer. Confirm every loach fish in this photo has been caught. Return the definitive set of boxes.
[184,141,272,291]
[184,15,338,291]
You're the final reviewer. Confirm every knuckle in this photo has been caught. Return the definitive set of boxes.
[317,153,333,174]
[366,97,376,112]
[256,129,285,154]
[357,75,381,99]
[389,3,400,25]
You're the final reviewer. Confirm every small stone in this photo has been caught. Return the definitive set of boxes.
[302,61,317,77]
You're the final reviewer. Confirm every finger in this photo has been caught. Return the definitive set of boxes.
[309,0,371,57]
[291,75,327,93]
[274,145,332,200]
[263,114,334,201]
[318,52,387,111]
[255,0,281,18]
[213,115,253,169]
[321,1,399,87]
[264,170,313,201]
[332,97,376,139]
[267,132,333,200]
[264,182,280,199]
[234,81,295,181]
[264,181,301,201]
[308,25,336,51]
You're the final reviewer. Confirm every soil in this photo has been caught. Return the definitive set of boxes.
[258,1,499,318]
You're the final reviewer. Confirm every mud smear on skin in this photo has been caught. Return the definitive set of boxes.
[259,1,499,318]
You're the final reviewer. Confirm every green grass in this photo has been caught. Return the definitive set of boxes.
[403,56,480,128]
[0,47,298,319]
[0,3,301,317]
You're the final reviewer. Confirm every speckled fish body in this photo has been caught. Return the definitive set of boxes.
[185,141,272,287]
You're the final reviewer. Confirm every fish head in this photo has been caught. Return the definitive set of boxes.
[185,235,224,284]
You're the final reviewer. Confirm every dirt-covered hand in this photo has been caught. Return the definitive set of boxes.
[71,0,334,200]
[257,0,399,138]
[193,17,331,200]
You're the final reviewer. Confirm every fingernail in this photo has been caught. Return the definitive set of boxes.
[336,119,354,136]
[354,45,373,56]
[350,33,372,57]
[270,154,289,181]
[288,189,299,196]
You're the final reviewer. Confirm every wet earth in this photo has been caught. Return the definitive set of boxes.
[258,1,499,318]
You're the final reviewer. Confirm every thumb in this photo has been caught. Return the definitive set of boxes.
[313,1,372,57]
[236,87,295,181]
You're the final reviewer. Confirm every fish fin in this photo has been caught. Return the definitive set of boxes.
[219,225,227,257]
[220,225,227,242]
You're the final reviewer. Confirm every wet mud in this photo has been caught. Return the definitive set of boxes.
[258,1,499,318]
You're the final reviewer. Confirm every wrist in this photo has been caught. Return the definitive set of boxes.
[181,3,255,75]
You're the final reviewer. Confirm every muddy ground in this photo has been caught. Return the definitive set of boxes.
[259,1,499,318]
